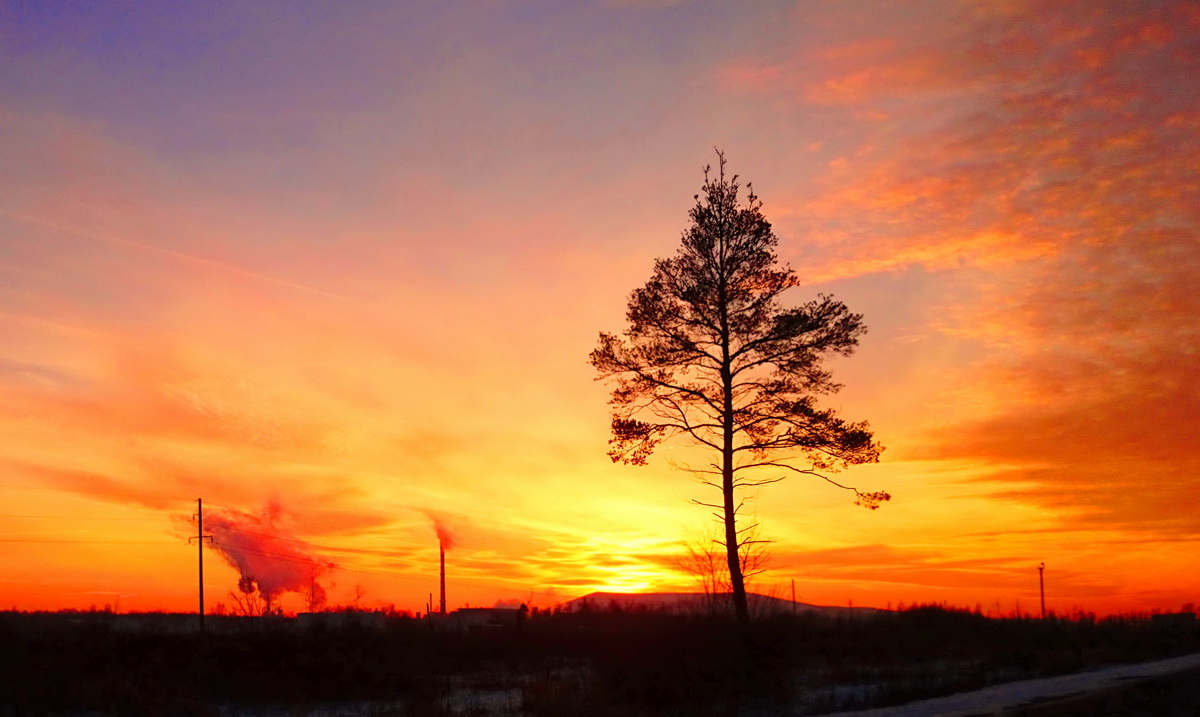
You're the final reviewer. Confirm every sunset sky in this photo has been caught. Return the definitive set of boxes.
[2,0,1197,617]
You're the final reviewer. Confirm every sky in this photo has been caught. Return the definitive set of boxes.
[1,0,1197,617]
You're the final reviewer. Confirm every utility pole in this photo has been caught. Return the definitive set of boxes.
[1038,562,1046,620]
[189,499,213,632]
[791,579,797,615]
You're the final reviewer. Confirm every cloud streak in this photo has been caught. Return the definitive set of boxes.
[2,210,374,309]
[729,0,1200,540]
[2,0,1195,615]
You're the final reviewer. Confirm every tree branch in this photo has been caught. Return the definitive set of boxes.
[744,461,891,509]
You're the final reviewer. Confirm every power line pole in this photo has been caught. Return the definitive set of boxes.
[1038,562,1046,620]
[189,499,213,632]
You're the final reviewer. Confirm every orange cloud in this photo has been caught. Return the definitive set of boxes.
[4,1,1196,616]
[704,2,1198,596]
[771,1,1200,543]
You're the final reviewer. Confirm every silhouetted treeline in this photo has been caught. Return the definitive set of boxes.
[1,605,1197,716]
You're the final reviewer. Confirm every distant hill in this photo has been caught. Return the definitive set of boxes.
[563,591,884,617]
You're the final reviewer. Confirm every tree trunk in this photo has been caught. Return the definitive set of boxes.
[719,271,750,636]
[723,437,750,634]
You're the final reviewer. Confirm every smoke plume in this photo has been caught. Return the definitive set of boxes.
[428,513,456,550]
[202,500,335,607]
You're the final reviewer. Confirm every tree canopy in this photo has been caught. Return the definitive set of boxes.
[591,152,887,630]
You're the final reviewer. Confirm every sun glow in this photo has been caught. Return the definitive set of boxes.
[1,1,1197,617]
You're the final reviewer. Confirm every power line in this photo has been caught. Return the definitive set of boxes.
[0,513,166,521]
[0,529,561,599]
[0,538,176,544]
[0,497,577,602]
[204,525,415,556]
[207,540,566,601]
[1,536,564,601]
[0,482,197,507]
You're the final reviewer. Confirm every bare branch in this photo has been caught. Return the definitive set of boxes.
[732,475,786,488]
[745,461,892,509]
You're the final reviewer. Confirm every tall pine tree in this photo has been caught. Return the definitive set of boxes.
[591,152,888,632]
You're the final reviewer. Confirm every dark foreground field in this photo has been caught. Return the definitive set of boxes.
[1,605,1197,716]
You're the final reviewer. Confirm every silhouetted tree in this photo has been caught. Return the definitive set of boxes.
[591,151,887,634]
[306,572,328,612]
[673,521,771,617]
[229,578,268,616]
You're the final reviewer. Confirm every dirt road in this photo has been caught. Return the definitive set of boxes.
[819,652,1200,717]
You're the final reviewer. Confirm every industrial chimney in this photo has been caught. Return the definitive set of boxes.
[428,513,454,616]
[439,542,447,615]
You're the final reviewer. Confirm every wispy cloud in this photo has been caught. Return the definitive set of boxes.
[3,0,1195,614]
[3,211,374,309]
[722,1,1200,541]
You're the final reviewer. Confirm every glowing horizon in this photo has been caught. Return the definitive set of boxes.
[2,0,1197,617]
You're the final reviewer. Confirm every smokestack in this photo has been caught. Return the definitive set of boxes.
[426,513,455,615]
[439,542,447,615]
